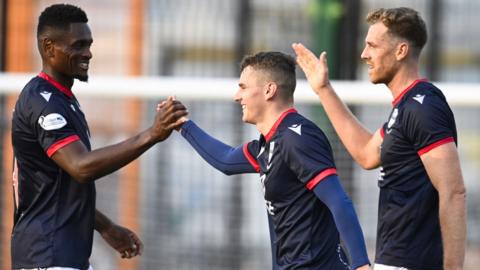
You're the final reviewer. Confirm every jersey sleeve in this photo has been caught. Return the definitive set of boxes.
[402,95,456,156]
[32,97,80,157]
[281,123,337,190]
[379,123,386,139]
[243,140,260,172]
[313,175,370,268]
[180,120,259,174]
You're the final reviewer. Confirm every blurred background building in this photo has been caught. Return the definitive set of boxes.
[0,0,479,269]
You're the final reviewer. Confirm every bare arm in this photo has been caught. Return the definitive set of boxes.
[51,97,188,183]
[421,142,466,270]
[95,209,144,259]
[292,43,381,169]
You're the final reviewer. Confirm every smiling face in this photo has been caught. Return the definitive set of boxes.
[234,66,268,125]
[47,22,93,84]
[360,22,400,85]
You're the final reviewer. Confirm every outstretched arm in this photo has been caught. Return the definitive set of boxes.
[313,175,370,270]
[51,97,188,183]
[292,43,381,169]
[95,209,144,259]
[179,120,257,175]
[421,142,466,270]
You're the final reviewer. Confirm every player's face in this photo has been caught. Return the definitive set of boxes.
[360,22,399,85]
[51,23,93,82]
[234,66,267,124]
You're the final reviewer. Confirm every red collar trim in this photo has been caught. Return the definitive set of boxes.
[264,108,297,142]
[391,79,428,107]
[38,72,74,98]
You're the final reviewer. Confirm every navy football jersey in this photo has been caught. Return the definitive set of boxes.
[376,80,457,269]
[11,72,95,269]
[243,109,350,269]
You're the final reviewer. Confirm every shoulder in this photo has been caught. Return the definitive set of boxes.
[278,113,330,149]
[277,113,335,165]
[17,77,69,121]
[402,82,450,115]
[19,77,59,107]
[400,83,454,133]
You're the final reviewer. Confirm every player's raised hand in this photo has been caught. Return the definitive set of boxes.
[152,96,188,141]
[158,96,189,132]
[292,43,331,95]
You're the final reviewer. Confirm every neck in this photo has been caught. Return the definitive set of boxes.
[41,66,74,89]
[387,62,421,99]
[256,103,293,136]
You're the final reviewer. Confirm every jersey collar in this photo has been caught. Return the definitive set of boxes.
[38,72,74,98]
[391,78,428,107]
[264,108,297,142]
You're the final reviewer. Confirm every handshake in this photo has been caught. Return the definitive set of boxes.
[150,96,189,142]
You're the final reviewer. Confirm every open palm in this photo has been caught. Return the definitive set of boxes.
[292,43,330,95]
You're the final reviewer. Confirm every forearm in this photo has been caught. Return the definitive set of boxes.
[330,202,369,268]
[422,143,466,269]
[51,98,187,183]
[95,209,114,234]
[292,43,379,169]
[317,85,379,168]
[439,192,466,269]
[56,128,157,183]
[313,175,370,268]
[180,120,255,174]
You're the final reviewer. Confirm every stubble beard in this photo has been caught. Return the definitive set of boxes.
[76,74,89,82]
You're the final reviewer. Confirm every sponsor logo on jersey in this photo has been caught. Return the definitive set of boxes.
[40,91,52,102]
[288,124,302,135]
[413,94,425,104]
[38,113,67,130]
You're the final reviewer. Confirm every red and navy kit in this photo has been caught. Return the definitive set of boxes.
[11,72,94,269]
[376,79,457,269]
[181,108,369,269]
[244,109,350,269]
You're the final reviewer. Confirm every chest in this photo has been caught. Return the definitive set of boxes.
[58,98,91,150]
[381,106,415,162]
[257,139,299,201]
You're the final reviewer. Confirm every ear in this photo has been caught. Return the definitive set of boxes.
[395,42,409,61]
[42,38,55,58]
[264,82,278,100]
